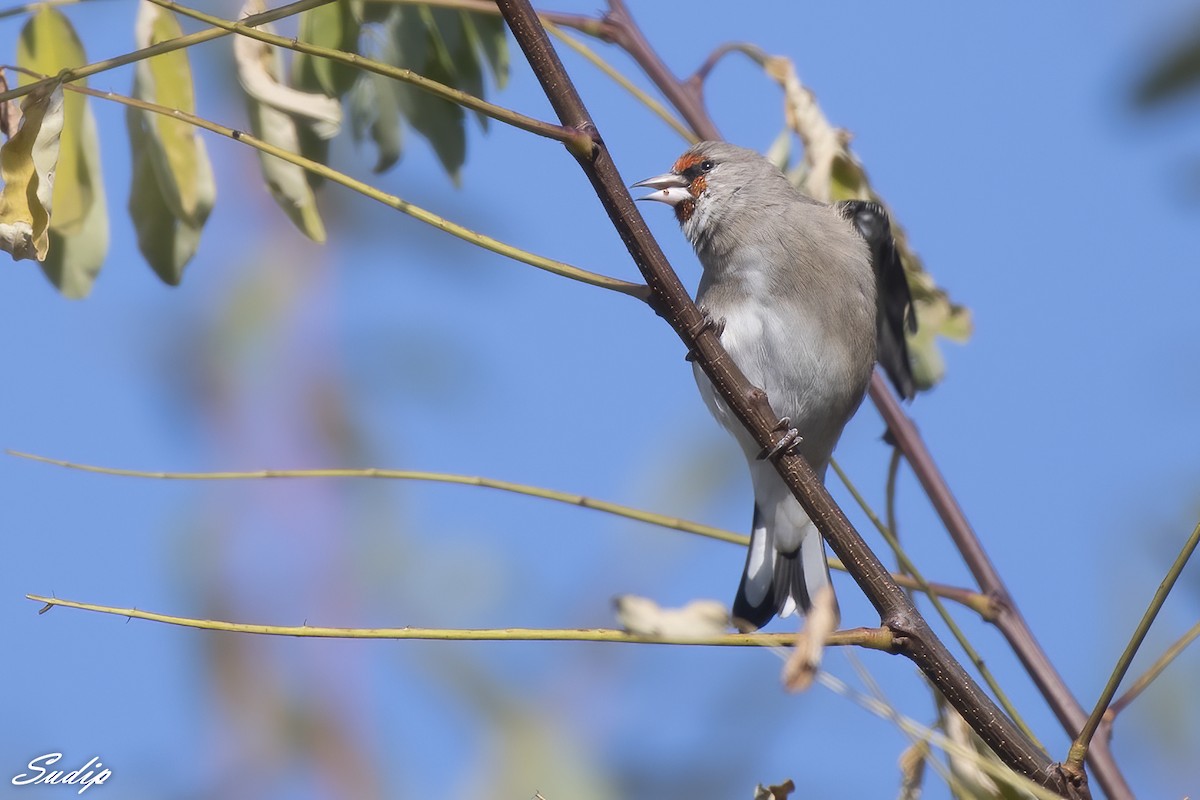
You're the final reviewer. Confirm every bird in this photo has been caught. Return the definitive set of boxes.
[634,141,916,630]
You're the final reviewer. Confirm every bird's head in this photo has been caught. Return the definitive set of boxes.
[633,141,789,246]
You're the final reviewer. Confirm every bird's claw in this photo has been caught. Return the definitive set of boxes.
[759,419,802,460]
[684,307,726,362]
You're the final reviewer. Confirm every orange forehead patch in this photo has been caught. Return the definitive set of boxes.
[670,153,708,205]
[671,153,703,174]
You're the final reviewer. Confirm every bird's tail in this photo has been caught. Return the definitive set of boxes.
[731,503,837,631]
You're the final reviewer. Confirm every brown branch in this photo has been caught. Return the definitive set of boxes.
[601,0,719,141]
[579,2,1131,795]
[494,0,1077,795]
[870,376,1131,799]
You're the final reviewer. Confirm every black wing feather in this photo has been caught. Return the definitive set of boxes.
[838,200,917,401]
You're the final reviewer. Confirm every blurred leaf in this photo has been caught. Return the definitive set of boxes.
[0,82,62,262]
[292,0,361,98]
[349,68,402,173]
[463,11,509,90]
[234,0,329,242]
[756,780,795,800]
[346,5,509,178]
[390,6,465,181]
[17,7,108,296]
[613,596,730,640]
[427,7,487,128]
[17,7,91,235]
[0,70,22,138]
[133,3,214,223]
[764,127,791,172]
[128,107,203,284]
[897,743,927,800]
[761,52,970,392]
[41,105,108,299]
[1134,19,1200,107]
[235,0,341,139]
[130,1,215,282]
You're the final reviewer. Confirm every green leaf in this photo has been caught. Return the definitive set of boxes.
[1134,27,1200,107]
[389,7,465,181]
[464,11,508,89]
[127,107,202,285]
[0,81,63,262]
[345,5,508,178]
[133,2,215,225]
[234,0,328,242]
[764,128,791,172]
[292,0,361,98]
[349,68,403,173]
[41,104,108,299]
[436,8,488,129]
[128,2,215,283]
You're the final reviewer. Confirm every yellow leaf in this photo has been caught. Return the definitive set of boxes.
[0,81,63,261]
[17,7,92,235]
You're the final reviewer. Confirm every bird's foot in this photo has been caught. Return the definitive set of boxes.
[684,306,726,362]
[759,417,803,460]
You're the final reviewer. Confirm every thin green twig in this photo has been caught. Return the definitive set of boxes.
[11,73,647,297]
[543,21,696,144]
[830,458,1039,747]
[26,594,895,650]
[146,0,590,150]
[8,449,991,612]
[1106,618,1200,720]
[0,0,85,20]
[0,0,339,104]
[8,449,738,543]
[1066,518,1200,774]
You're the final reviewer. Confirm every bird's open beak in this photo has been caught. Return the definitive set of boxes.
[632,173,692,207]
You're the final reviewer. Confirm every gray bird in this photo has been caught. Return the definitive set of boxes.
[635,141,915,630]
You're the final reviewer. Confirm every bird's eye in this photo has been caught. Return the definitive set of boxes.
[700,160,714,172]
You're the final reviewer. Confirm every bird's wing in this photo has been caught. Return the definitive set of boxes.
[838,200,917,401]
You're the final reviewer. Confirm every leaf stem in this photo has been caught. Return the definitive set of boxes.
[26,594,896,650]
[7,448,992,613]
[0,0,340,104]
[146,0,590,150]
[13,74,646,297]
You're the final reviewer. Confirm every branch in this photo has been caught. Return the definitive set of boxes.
[601,0,718,140]
[577,4,1130,792]
[493,0,1075,795]
[24,75,645,297]
[148,0,591,149]
[1064,518,1200,779]
[1103,618,1200,725]
[8,450,995,615]
[831,459,1038,745]
[0,0,340,105]
[870,376,1132,799]
[27,595,896,651]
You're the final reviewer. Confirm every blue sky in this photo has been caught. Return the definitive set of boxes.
[3,1,1199,798]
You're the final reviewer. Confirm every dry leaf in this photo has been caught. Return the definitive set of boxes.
[613,595,730,640]
[753,779,795,799]
[0,81,63,261]
[781,584,838,692]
